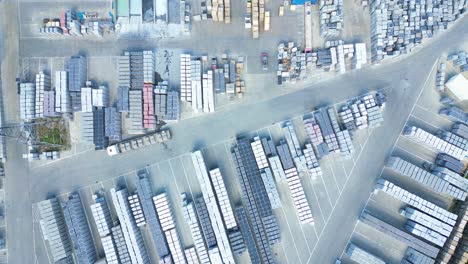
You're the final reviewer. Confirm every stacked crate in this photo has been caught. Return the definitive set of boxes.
[80,87,93,112]
[436,63,446,91]
[66,55,87,112]
[43,91,57,117]
[143,51,155,84]
[315,108,340,153]
[104,107,122,142]
[101,235,118,263]
[284,167,314,225]
[110,225,132,263]
[303,116,327,158]
[129,90,144,133]
[184,247,199,264]
[19,83,35,121]
[166,90,180,121]
[209,168,237,229]
[110,188,149,263]
[35,72,50,118]
[92,86,109,107]
[154,82,168,121]
[335,130,355,158]
[375,179,458,226]
[37,198,72,263]
[319,0,343,37]
[403,247,435,264]
[128,194,146,227]
[117,87,129,112]
[303,144,322,177]
[252,0,259,38]
[353,43,367,69]
[360,210,440,258]
[406,221,447,247]
[118,55,131,88]
[234,207,262,263]
[224,0,231,23]
[403,126,466,160]
[251,137,269,170]
[387,156,466,200]
[268,155,287,181]
[182,196,210,264]
[202,70,215,113]
[191,59,203,112]
[346,243,385,264]
[400,207,454,239]
[180,54,192,102]
[260,168,282,209]
[440,131,468,152]
[433,167,468,192]
[62,193,97,264]
[191,151,235,263]
[143,83,155,129]
[81,112,94,143]
[90,196,113,237]
[440,106,468,124]
[153,193,186,264]
[55,71,71,113]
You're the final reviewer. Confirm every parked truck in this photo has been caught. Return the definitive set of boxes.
[106,130,171,156]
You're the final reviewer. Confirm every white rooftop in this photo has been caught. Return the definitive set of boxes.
[446,73,468,101]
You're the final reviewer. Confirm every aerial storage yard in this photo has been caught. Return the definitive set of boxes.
[0,0,467,264]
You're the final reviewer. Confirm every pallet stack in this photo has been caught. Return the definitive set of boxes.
[252,0,259,38]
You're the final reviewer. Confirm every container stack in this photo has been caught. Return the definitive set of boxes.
[117,87,129,112]
[143,83,155,129]
[448,51,468,72]
[406,221,447,247]
[439,132,468,153]
[166,90,180,121]
[387,157,467,200]
[335,130,355,158]
[180,54,192,102]
[93,108,107,150]
[400,207,454,240]
[360,210,440,258]
[436,63,447,91]
[452,123,468,139]
[92,86,109,107]
[202,70,215,113]
[403,126,466,160]
[353,43,367,69]
[436,153,465,175]
[154,82,168,121]
[118,55,131,88]
[209,168,237,229]
[315,108,340,153]
[184,247,199,263]
[182,195,210,264]
[153,193,186,264]
[277,42,309,84]
[90,195,113,237]
[440,106,468,124]
[303,116,328,158]
[282,121,307,171]
[194,197,218,253]
[129,90,144,134]
[224,0,231,23]
[62,193,97,264]
[284,167,315,225]
[191,151,235,263]
[251,137,269,170]
[128,52,144,90]
[43,90,57,117]
[35,72,50,118]
[403,247,436,264]
[101,236,118,263]
[303,143,322,177]
[110,225,132,263]
[191,58,203,112]
[268,155,287,181]
[260,168,282,209]
[104,107,122,142]
[37,198,73,263]
[369,0,465,63]
[432,166,468,192]
[319,0,343,37]
[234,206,262,264]
[110,188,149,263]
[251,0,259,38]
[339,94,384,130]
[346,243,385,264]
[80,87,93,112]
[19,83,35,121]
[436,201,468,264]
[134,175,171,262]
[375,179,458,226]
[66,55,87,112]
[55,71,71,113]
[128,194,146,227]
[81,112,94,144]
[143,50,155,84]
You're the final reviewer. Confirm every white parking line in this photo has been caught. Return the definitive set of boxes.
[166,162,183,197]
[394,145,433,164]
[305,172,327,226]
[279,242,291,264]
[327,160,342,199]
[307,126,374,263]
[318,169,334,209]
[179,158,197,200]
[279,207,304,264]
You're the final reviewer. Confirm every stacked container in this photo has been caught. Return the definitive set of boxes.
[319,0,343,37]
[104,107,122,142]
[55,71,71,113]
[346,243,385,264]
[35,72,50,118]
[166,90,180,121]
[260,168,282,209]
[92,86,109,107]
[129,90,144,134]
[209,168,237,229]
[43,90,57,117]
[191,59,202,112]
[128,194,146,227]
[284,167,314,225]
[80,87,93,112]
[180,54,192,102]
[154,82,168,122]
[143,83,155,129]
[182,196,210,264]
[251,137,269,169]
[19,83,35,121]
[90,195,113,237]
[143,51,155,84]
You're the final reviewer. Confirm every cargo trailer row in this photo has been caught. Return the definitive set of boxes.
[191,151,235,263]
[386,157,467,200]
[369,0,465,63]
[403,126,467,160]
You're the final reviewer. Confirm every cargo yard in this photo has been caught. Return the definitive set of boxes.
[0,0,467,263]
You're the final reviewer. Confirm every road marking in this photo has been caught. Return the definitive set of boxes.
[279,207,304,264]
[307,126,374,262]
[394,145,433,164]
[327,159,342,201]
[318,166,334,209]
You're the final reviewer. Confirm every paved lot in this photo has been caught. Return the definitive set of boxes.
[2,0,468,263]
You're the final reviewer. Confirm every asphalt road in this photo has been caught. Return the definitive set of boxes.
[2,2,468,263]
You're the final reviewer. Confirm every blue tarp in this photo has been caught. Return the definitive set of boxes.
[291,0,317,5]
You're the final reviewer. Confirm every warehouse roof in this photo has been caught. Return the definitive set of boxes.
[446,73,468,101]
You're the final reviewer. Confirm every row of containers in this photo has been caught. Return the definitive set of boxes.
[35,92,386,263]
[339,105,468,262]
